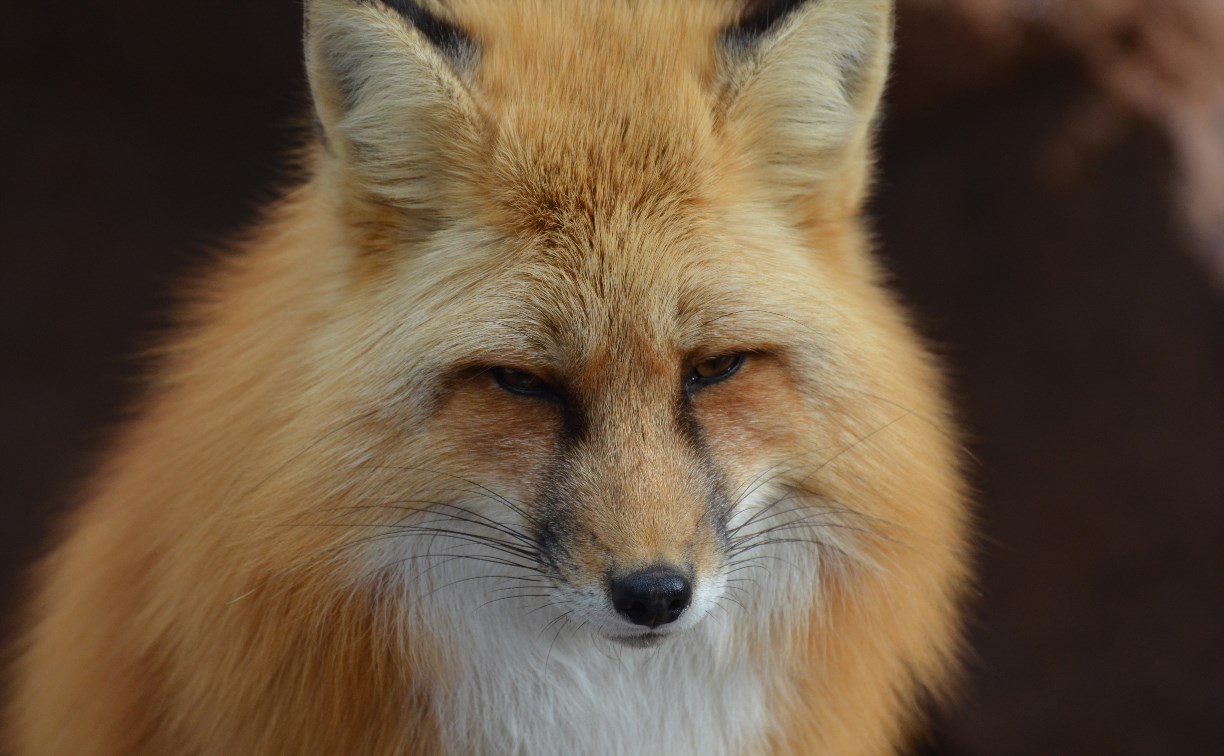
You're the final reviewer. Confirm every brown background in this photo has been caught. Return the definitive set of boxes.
[2,3,1222,753]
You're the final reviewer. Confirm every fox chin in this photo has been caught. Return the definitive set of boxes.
[7,1,972,755]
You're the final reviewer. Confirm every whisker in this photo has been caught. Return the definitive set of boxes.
[526,599,570,618]
[544,611,574,669]
[327,530,539,569]
[318,499,536,546]
[472,592,553,613]
[357,465,532,521]
[724,552,804,573]
[797,410,915,488]
[379,551,544,580]
[345,525,539,561]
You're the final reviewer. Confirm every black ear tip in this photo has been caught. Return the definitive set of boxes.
[724,0,811,46]
[373,0,474,61]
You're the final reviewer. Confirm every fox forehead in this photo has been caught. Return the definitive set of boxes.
[463,0,743,237]
[413,234,814,380]
[459,0,736,99]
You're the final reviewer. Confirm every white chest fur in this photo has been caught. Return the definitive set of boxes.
[386,489,826,755]
[431,615,773,756]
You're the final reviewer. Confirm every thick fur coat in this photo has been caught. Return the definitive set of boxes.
[7,1,971,754]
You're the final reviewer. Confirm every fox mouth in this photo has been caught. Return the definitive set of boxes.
[605,631,674,648]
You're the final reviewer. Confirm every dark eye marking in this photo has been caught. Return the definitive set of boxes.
[491,367,558,400]
[687,353,745,392]
[492,355,743,401]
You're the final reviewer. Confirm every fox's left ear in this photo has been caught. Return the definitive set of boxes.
[719,0,893,221]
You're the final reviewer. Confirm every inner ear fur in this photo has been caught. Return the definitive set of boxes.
[719,0,894,222]
[305,0,484,230]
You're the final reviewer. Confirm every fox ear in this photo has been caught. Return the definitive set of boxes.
[305,0,482,222]
[719,0,893,220]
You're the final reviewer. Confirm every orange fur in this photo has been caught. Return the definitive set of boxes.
[7,2,971,754]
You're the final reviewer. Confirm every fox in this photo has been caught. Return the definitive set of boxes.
[6,0,971,754]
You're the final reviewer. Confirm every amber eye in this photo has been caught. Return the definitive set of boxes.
[491,367,554,398]
[688,353,744,390]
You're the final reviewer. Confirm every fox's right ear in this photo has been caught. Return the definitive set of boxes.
[305,0,482,222]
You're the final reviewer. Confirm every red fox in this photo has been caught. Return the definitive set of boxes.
[7,1,971,753]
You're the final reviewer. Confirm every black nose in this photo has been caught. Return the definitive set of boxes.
[610,568,692,628]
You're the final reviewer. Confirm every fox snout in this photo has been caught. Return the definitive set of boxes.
[531,487,726,643]
[522,391,731,641]
[533,501,726,641]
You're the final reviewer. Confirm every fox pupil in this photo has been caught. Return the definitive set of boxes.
[689,353,744,388]
[491,367,551,397]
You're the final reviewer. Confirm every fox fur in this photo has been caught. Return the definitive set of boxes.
[7,1,971,754]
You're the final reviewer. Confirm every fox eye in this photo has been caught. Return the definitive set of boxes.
[491,367,554,398]
[688,353,744,390]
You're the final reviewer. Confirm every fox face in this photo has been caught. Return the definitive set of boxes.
[323,167,856,650]
[416,227,822,647]
[295,0,945,656]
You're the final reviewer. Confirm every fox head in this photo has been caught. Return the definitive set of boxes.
[270,0,963,663]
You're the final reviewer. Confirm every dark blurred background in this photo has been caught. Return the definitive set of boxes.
[3,2,1222,753]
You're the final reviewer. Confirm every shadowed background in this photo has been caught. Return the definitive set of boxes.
[2,2,1222,753]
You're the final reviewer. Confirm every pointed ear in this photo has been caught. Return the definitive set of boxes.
[305,0,483,222]
[719,0,894,220]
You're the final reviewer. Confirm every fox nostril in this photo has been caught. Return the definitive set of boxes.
[610,568,692,628]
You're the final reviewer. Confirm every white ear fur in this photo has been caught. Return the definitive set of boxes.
[305,0,482,214]
[721,0,894,217]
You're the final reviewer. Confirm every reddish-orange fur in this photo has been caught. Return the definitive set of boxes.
[8,2,971,754]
